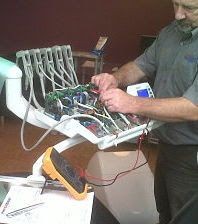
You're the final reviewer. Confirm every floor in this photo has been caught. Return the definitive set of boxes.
[0,116,158,176]
[0,116,96,174]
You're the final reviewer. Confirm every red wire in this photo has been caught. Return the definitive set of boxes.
[83,131,146,182]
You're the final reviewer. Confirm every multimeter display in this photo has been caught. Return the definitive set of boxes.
[42,147,88,200]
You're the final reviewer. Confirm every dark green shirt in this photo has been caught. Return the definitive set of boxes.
[134,21,198,145]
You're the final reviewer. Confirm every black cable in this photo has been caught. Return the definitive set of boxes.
[86,142,150,187]
[86,159,149,187]
[86,120,151,187]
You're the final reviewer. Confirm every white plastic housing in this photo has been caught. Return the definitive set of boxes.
[0,57,48,128]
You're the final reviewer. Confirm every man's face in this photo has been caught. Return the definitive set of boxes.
[172,0,198,32]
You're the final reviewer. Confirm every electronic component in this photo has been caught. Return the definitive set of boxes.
[127,82,154,98]
[42,147,88,200]
[43,83,154,138]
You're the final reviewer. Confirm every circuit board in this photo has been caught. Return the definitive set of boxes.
[44,83,149,138]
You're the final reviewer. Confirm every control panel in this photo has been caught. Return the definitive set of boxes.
[127,82,154,98]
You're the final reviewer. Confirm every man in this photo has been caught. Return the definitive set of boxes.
[91,0,198,223]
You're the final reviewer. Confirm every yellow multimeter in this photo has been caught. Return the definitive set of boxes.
[42,147,88,200]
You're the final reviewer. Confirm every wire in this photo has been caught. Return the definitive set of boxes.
[21,102,110,151]
[39,65,71,88]
[85,120,151,187]
[20,64,113,151]
[103,107,122,131]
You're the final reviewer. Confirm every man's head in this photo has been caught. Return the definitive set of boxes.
[172,0,198,32]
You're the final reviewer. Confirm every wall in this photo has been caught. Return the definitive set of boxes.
[0,0,173,64]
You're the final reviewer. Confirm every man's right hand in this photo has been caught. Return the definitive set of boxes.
[91,73,119,92]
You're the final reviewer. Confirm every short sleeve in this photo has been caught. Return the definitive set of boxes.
[134,39,158,80]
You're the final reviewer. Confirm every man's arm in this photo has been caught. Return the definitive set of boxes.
[130,96,198,122]
[100,88,198,122]
[91,61,146,91]
[113,61,147,88]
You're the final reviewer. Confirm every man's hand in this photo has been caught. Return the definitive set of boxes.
[91,73,118,92]
[100,88,135,113]
[100,89,198,122]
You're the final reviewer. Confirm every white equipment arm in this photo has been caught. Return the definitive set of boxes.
[0,57,48,128]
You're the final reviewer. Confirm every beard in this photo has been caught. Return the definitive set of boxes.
[176,19,194,34]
